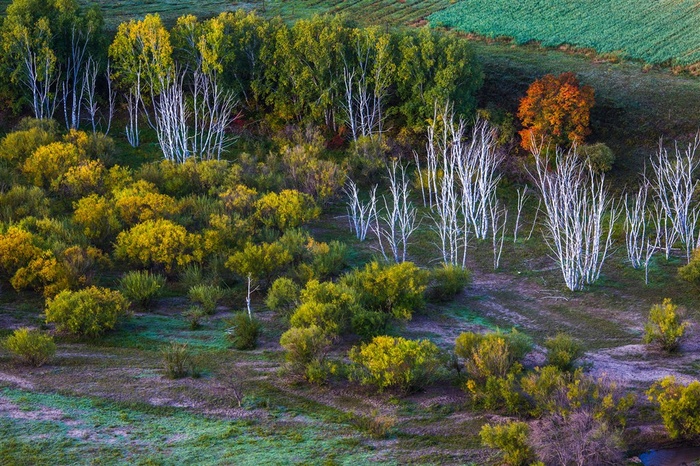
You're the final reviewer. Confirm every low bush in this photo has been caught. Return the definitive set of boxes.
[226,241,292,285]
[119,270,166,309]
[341,261,429,320]
[647,376,700,440]
[427,264,472,302]
[643,298,688,352]
[479,421,535,466]
[226,312,261,350]
[544,333,585,372]
[255,189,320,232]
[162,342,194,379]
[183,306,207,330]
[679,247,700,286]
[188,284,225,314]
[353,410,397,440]
[289,279,359,335]
[530,411,624,466]
[265,278,300,315]
[45,287,130,338]
[3,328,56,367]
[349,336,442,393]
[579,142,615,173]
[350,309,389,341]
[456,329,532,381]
[114,219,202,274]
[279,324,331,381]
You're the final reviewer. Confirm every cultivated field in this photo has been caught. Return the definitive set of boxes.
[430,0,700,67]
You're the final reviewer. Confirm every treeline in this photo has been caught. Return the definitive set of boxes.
[0,0,483,148]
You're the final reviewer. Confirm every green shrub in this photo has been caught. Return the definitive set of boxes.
[255,189,320,232]
[579,142,615,173]
[679,248,700,286]
[0,185,50,222]
[45,287,130,338]
[349,336,442,393]
[179,264,204,289]
[480,421,535,466]
[162,342,194,379]
[521,366,635,424]
[265,277,300,315]
[3,328,56,367]
[119,270,166,309]
[544,333,585,371]
[643,298,688,352]
[520,365,568,417]
[226,312,261,350]
[309,240,349,279]
[427,264,472,302]
[279,325,331,380]
[456,329,532,381]
[226,241,292,285]
[188,284,225,315]
[350,310,389,341]
[0,124,56,165]
[648,376,700,440]
[114,219,203,273]
[289,280,359,335]
[183,306,207,330]
[341,261,429,320]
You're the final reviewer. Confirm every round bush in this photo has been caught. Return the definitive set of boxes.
[45,286,130,338]
[4,327,56,366]
[349,335,442,392]
[226,312,261,350]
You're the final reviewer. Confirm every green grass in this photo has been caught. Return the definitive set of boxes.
[0,388,381,466]
[430,0,700,67]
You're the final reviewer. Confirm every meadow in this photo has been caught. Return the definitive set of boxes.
[1,1,700,465]
[430,0,700,68]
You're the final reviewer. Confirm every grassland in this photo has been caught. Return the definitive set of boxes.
[430,0,700,67]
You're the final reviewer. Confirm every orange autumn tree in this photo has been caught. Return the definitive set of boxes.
[517,72,595,150]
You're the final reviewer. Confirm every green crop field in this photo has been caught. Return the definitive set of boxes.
[430,0,700,66]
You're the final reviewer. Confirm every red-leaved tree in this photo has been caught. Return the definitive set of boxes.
[517,72,595,150]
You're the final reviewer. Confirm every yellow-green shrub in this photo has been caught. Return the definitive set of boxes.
[119,270,166,308]
[341,261,429,320]
[3,328,56,367]
[455,329,532,380]
[255,189,320,231]
[643,298,688,352]
[113,180,181,226]
[45,286,130,338]
[0,226,42,278]
[290,279,359,335]
[544,333,585,372]
[58,160,107,198]
[480,421,534,466]
[0,124,55,165]
[114,219,202,273]
[280,324,331,381]
[73,194,122,243]
[427,264,472,302]
[220,184,258,215]
[265,277,300,315]
[225,241,292,284]
[0,185,50,222]
[648,376,700,440]
[349,336,441,392]
[22,141,83,189]
[679,247,700,286]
